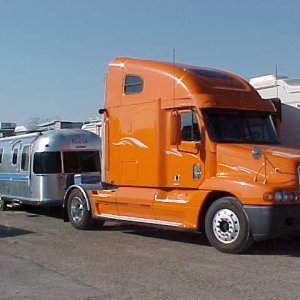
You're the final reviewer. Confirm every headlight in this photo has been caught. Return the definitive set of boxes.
[274,191,288,202]
[288,192,298,201]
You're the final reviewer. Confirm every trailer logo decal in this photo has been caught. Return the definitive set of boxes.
[113,137,148,149]
[72,134,88,145]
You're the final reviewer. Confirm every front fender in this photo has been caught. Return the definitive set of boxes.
[200,177,270,205]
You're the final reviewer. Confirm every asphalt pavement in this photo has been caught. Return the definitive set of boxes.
[1,207,300,300]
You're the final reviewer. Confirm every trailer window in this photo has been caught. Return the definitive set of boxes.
[21,145,30,171]
[33,152,62,174]
[0,148,3,164]
[63,151,100,173]
[12,148,18,165]
[124,75,143,94]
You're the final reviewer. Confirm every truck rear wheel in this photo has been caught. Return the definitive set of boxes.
[205,197,253,254]
[67,189,94,230]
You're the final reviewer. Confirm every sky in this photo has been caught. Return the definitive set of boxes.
[0,0,300,125]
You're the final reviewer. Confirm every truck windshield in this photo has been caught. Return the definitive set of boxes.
[202,109,279,144]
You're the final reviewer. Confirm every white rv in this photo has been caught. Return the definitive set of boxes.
[250,75,300,149]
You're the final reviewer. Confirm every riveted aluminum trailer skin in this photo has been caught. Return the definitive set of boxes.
[0,129,101,207]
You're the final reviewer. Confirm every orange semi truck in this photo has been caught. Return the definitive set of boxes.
[64,57,300,253]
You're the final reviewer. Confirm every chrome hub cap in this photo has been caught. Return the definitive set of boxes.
[212,209,240,244]
[70,196,84,223]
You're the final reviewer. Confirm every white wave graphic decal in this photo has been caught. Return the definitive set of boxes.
[218,163,255,174]
[113,137,148,149]
[164,147,182,157]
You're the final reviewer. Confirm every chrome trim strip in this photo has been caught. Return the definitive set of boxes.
[97,213,181,227]
[154,194,188,204]
[94,193,112,198]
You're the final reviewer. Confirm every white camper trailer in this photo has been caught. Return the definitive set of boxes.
[250,75,300,149]
[0,129,101,210]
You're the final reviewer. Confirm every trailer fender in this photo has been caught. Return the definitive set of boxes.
[63,185,91,222]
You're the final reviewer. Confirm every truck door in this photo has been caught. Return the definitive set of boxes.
[165,109,205,188]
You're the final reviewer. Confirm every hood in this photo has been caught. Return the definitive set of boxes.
[217,144,300,187]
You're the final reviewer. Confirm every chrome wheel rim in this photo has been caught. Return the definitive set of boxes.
[212,209,240,244]
[70,196,84,223]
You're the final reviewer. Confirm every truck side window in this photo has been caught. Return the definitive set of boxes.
[21,145,30,171]
[180,111,200,142]
[124,75,143,94]
[0,148,3,164]
[12,148,18,165]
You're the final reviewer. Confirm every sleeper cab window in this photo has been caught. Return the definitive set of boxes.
[0,148,3,164]
[124,75,143,94]
[12,148,18,165]
[180,111,201,142]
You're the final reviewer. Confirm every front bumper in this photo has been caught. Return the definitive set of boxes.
[244,204,300,241]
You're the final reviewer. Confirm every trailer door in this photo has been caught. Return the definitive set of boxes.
[19,145,31,198]
[9,144,31,200]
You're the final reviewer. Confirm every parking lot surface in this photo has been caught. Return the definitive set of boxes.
[1,207,300,300]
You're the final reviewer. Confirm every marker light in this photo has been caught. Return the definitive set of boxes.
[274,191,288,202]
[263,192,273,202]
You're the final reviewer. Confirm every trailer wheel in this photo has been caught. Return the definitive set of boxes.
[205,197,253,254]
[67,189,94,230]
[0,197,7,211]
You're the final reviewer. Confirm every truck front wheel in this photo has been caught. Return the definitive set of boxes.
[67,189,94,230]
[205,197,253,254]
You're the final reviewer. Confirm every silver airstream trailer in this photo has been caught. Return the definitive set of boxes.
[0,129,101,210]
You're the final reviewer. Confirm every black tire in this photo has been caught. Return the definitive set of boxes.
[205,197,253,254]
[67,189,94,230]
[0,197,7,211]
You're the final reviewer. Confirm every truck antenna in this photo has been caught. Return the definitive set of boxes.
[173,48,176,103]
[275,65,278,99]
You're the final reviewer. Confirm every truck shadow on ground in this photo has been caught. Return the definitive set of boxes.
[5,207,300,257]
[118,225,209,246]
[0,224,34,238]
[9,205,64,220]
[111,224,300,257]
[248,237,300,256]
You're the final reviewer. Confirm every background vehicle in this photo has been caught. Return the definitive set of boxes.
[0,129,101,210]
[250,75,300,149]
[64,58,300,254]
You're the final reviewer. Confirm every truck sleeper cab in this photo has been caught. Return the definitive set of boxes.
[64,57,300,254]
[0,129,101,210]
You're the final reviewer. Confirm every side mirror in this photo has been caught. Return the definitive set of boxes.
[170,111,181,145]
[98,108,106,115]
